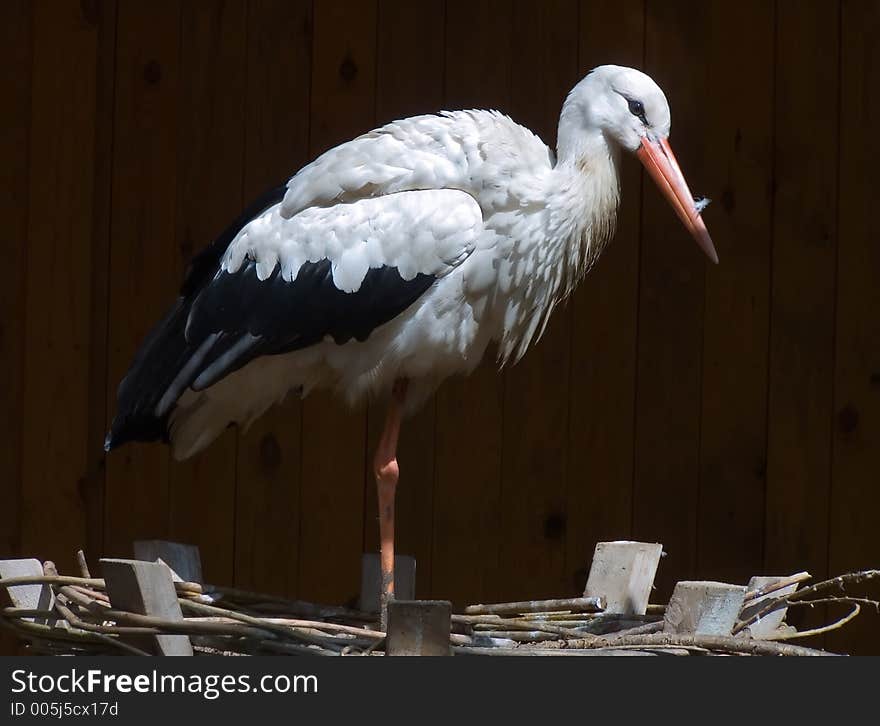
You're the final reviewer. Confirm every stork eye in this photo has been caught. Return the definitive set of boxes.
[626,98,648,126]
[627,98,648,124]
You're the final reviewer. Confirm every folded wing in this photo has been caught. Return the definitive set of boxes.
[105,188,482,449]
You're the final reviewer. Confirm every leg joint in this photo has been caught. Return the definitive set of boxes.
[374,457,400,488]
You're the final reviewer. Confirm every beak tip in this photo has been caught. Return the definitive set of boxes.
[698,234,719,265]
[639,137,720,266]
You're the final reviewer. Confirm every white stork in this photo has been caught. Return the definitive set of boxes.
[106,65,716,623]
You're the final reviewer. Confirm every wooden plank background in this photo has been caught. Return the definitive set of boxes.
[2,0,878,653]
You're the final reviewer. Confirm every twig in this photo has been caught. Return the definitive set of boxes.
[790,596,880,610]
[464,596,604,616]
[515,613,596,622]
[766,601,867,641]
[178,598,349,651]
[53,602,154,655]
[254,640,339,656]
[605,644,709,655]
[603,620,665,640]
[58,585,103,611]
[454,614,597,638]
[3,555,873,657]
[69,584,110,605]
[581,633,836,656]
[453,646,657,656]
[184,616,384,640]
[473,630,563,642]
[208,585,367,620]
[75,604,272,639]
[787,571,880,603]
[743,571,811,602]
[0,574,201,596]
[2,608,56,619]
[572,615,662,635]
[2,615,132,651]
[765,595,880,640]
[734,570,880,635]
[75,551,92,579]
[450,633,516,648]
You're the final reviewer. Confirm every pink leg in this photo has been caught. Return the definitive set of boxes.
[374,379,408,630]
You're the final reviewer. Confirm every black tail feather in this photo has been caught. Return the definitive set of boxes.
[104,299,194,451]
[104,183,288,452]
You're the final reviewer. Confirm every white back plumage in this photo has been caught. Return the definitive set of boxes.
[168,76,636,458]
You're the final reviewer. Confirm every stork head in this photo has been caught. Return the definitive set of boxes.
[559,65,718,264]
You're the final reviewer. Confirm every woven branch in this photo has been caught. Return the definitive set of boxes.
[733,570,880,635]
[2,554,877,656]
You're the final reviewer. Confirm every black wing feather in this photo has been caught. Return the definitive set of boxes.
[182,259,435,391]
[105,186,437,451]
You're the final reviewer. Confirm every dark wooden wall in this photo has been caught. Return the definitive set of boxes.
[2,0,878,653]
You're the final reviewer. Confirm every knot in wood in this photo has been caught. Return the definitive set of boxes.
[721,186,735,214]
[259,433,282,471]
[837,404,859,434]
[80,0,99,26]
[543,512,566,540]
[143,60,163,86]
[339,55,358,82]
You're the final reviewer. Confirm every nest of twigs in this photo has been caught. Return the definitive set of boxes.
[452,570,879,656]
[1,552,877,656]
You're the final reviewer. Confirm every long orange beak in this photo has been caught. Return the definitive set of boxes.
[637,136,718,264]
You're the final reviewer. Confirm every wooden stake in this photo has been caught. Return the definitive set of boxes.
[358,553,415,614]
[133,540,203,584]
[100,558,193,656]
[584,541,663,615]
[0,559,54,625]
[386,600,451,656]
[664,581,747,636]
[740,575,799,638]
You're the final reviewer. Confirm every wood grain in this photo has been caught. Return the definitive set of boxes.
[495,0,579,602]
[297,0,377,606]
[432,0,510,607]
[566,0,644,594]
[695,1,773,585]
[633,0,711,597]
[105,0,182,557]
[0,0,32,657]
[21,0,100,574]
[828,0,880,655]
[765,0,839,588]
[84,0,118,573]
[234,0,312,598]
[5,0,880,657]
[166,0,248,587]
[0,0,32,563]
[362,0,446,598]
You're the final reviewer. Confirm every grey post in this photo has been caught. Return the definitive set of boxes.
[664,580,748,636]
[0,558,55,625]
[740,576,799,639]
[101,558,193,656]
[584,541,664,615]
[386,600,451,656]
[133,540,203,584]
[359,553,416,613]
